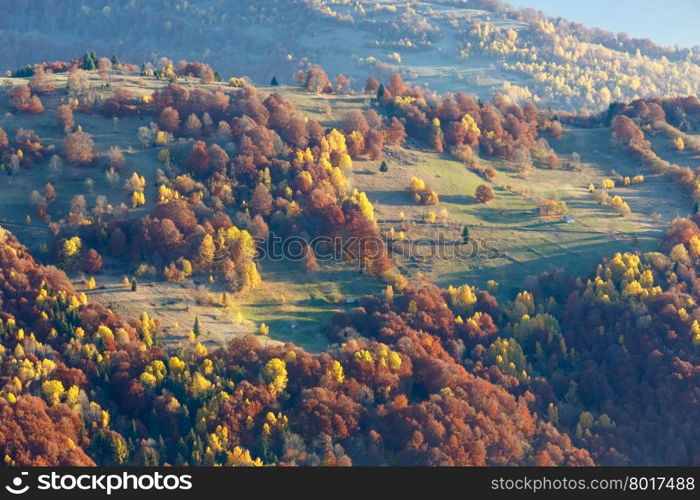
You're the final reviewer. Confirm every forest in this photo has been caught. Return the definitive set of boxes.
[0,0,699,469]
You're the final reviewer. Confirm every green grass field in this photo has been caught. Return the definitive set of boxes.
[350,125,690,298]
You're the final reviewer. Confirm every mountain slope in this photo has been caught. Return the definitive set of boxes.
[3,0,700,111]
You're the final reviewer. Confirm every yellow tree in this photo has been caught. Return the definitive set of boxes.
[197,234,216,268]
[41,380,65,406]
[262,358,288,395]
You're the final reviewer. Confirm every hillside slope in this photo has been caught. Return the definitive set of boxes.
[3,0,700,111]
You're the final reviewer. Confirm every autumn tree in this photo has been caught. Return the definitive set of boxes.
[208,144,229,173]
[334,74,349,94]
[44,182,56,203]
[365,129,385,160]
[151,199,198,233]
[611,115,645,146]
[144,218,183,255]
[250,183,273,216]
[63,131,95,165]
[386,117,407,145]
[187,140,210,177]
[409,177,439,205]
[304,245,320,273]
[98,57,112,82]
[9,84,43,113]
[67,67,89,97]
[29,65,55,94]
[342,110,370,136]
[56,105,74,132]
[159,107,180,133]
[106,146,124,170]
[184,113,202,137]
[305,65,332,94]
[248,214,269,239]
[475,184,495,204]
[81,249,104,274]
[387,73,407,96]
[429,118,444,152]
[9,84,30,108]
[364,77,380,94]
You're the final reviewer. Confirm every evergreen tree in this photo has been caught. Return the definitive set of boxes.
[130,277,138,292]
[379,160,388,172]
[193,316,202,337]
[83,51,97,71]
[270,76,279,86]
[377,83,385,101]
[111,53,121,67]
[462,225,470,244]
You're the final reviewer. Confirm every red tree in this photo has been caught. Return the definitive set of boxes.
[187,140,210,177]
[208,144,229,173]
[305,65,332,94]
[81,249,104,273]
[475,184,495,204]
[159,107,180,133]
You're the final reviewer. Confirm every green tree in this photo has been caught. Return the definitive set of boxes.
[461,225,470,243]
[270,76,279,86]
[379,160,388,172]
[82,51,97,71]
[91,429,128,465]
[131,277,138,292]
[377,83,385,101]
[193,316,202,337]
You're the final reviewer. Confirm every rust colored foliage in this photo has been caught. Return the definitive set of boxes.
[305,65,332,94]
[187,140,210,177]
[0,396,94,466]
[475,184,494,204]
[81,249,103,274]
[62,131,94,165]
[158,106,180,133]
[10,84,44,114]
[55,105,74,132]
